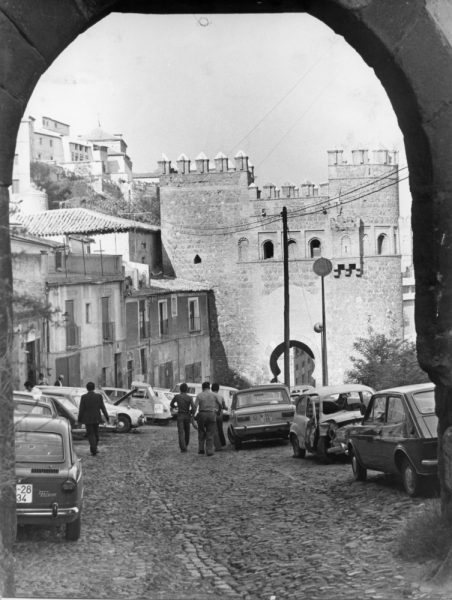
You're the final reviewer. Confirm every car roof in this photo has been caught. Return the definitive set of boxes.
[372,382,434,395]
[14,414,70,433]
[311,384,375,395]
[236,384,289,394]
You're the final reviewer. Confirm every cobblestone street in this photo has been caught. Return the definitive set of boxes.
[12,423,449,600]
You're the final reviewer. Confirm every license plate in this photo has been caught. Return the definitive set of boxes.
[16,483,33,503]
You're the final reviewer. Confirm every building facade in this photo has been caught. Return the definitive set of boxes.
[158,149,403,387]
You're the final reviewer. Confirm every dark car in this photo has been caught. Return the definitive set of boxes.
[227,384,294,450]
[14,391,80,431]
[347,383,437,496]
[15,415,84,540]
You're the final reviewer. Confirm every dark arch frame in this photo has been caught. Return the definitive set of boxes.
[269,339,315,382]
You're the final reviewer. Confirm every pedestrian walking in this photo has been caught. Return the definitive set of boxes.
[211,382,226,450]
[24,381,35,392]
[194,381,223,456]
[170,382,196,452]
[78,382,109,456]
[54,374,64,386]
[38,372,48,385]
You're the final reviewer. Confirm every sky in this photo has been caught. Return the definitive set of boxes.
[25,11,410,214]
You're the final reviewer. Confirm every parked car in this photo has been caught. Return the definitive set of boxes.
[14,391,80,431]
[36,386,143,433]
[347,383,437,496]
[15,414,84,540]
[289,384,375,462]
[111,382,172,424]
[170,382,238,418]
[227,384,294,450]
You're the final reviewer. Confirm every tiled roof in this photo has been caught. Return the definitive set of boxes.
[18,208,160,237]
[149,277,212,294]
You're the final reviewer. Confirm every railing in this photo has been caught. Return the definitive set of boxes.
[102,321,115,342]
[189,316,201,332]
[65,324,80,348]
[140,321,150,339]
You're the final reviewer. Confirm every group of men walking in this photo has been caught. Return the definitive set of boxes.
[170,381,226,456]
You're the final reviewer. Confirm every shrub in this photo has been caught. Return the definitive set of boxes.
[397,501,452,561]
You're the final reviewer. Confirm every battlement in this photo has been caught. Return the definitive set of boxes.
[327,148,399,166]
[158,150,254,177]
[248,180,329,200]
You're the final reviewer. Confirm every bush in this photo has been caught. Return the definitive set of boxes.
[397,501,452,561]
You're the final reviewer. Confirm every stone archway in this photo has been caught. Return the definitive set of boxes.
[269,339,315,383]
[2,1,452,594]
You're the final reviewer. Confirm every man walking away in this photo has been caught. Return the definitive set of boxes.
[54,374,64,386]
[211,383,226,449]
[170,382,195,452]
[194,381,222,456]
[78,382,109,456]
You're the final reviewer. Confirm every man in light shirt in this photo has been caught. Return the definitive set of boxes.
[194,381,222,456]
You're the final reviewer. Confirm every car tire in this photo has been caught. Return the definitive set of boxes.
[401,458,421,497]
[290,434,306,458]
[234,437,242,450]
[65,516,81,541]
[116,415,131,433]
[317,437,333,463]
[351,451,367,481]
[227,427,235,445]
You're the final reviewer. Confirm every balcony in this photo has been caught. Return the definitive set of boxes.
[189,316,201,333]
[140,321,150,339]
[65,324,80,349]
[102,321,115,342]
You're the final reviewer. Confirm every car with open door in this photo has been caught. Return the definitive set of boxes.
[289,384,374,461]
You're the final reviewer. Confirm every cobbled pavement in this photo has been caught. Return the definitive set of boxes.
[12,422,452,600]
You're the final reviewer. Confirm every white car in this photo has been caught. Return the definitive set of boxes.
[102,383,172,424]
[36,386,144,433]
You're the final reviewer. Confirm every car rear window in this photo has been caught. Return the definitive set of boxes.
[15,431,64,462]
[236,389,289,408]
[412,390,435,414]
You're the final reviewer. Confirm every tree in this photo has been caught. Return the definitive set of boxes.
[345,328,429,390]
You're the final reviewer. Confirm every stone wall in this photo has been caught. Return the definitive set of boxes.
[160,150,403,386]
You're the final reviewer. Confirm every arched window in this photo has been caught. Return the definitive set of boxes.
[288,239,297,258]
[238,238,249,262]
[341,235,351,256]
[377,234,387,255]
[262,240,274,260]
[309,238,321,258]
[194,254,202,264]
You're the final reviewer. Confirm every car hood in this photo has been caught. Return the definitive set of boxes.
[320,409,362,425]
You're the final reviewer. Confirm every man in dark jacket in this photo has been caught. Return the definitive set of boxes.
[78,382,109,456]
[170,382,196,452]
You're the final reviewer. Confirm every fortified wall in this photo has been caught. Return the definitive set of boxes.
[159,149,403,386]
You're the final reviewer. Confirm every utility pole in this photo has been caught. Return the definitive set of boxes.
[282,206,290,388]
[313,257,333,386]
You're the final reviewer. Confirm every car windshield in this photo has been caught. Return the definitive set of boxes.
[236,389,289,409]
[14,402,53,416]
[15,431,64,462]
[412,389,435,414]
[321,392,364,412]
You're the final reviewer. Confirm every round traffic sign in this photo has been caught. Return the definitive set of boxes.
[313,257,333,277]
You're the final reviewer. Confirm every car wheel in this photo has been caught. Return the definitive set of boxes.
[234,437,242,450]
[351,452,367,481]
[227,427,235,445]
[65,516,81,541]
[116,415,131,433]
[401,458,421,497]
[290,434,306,458]
[317,437,333,463]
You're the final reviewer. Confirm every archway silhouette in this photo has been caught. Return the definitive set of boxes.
[269,339,315,383]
